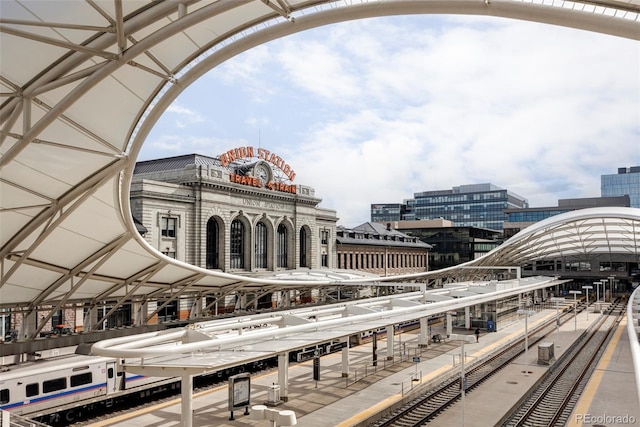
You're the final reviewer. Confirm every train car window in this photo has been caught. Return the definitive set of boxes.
[70,372,92,387]
[25,383,39,397]
[43,377,67,393]
[108,367,114,378]
[0,389,9,404]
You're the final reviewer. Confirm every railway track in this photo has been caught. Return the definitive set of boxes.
[371,303,588,427]
[500,301,623,427]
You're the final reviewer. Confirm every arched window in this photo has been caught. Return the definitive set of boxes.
[255,222,268,269]
[206,218,219,269]
[299,227,308,267]
[277,223,288,268]
[230,219,244,269]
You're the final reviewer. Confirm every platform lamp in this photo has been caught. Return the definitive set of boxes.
[569,290,581,331]
[550,297,565,345]
[250,405,297,427]
[608,275,615,301]
[451,335,475,427]
[582,285,592,320]
[600,279,608,309]
[517,308,536,376]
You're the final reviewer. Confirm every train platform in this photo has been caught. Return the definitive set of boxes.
[567,314,640,427]
[86,306,636,427]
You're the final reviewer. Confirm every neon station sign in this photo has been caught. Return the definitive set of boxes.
[221,146,297,194]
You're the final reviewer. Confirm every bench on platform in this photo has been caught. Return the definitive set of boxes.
[431,334,443,343]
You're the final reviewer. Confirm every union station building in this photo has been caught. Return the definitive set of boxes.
[130,147,338,274]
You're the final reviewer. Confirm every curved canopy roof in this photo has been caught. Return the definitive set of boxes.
[475,206,640,267]
[1,1,639,316]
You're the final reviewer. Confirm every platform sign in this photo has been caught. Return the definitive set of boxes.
[327,341,348,353]
[313,357,320,381]
[413,356,421,363]
[228,373,251,417]
[297,346,325,362]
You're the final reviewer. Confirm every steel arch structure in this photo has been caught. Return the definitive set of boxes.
[1,0,639,332]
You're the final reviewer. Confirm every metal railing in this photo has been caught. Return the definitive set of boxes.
[626,286,640,409]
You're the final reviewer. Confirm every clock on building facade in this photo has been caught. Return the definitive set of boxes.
[253,162,271,186]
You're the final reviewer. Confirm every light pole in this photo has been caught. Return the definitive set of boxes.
[250,405,297,427]
[569,290,581,331]
[456,336,473,427]
[608,275,615,301]
[550,297,565,345]
[582,286,592,320]
[517,308,536,375]
[461,339,466,427]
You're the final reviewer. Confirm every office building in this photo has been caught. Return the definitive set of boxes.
[371,183,528,231]
[385,219,502,270]
[601,166,640,208]
[370,203,407,222]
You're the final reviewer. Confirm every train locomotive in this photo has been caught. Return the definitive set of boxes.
[0,351,179,424]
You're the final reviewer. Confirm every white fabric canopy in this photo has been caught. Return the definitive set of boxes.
[1,1,639,311]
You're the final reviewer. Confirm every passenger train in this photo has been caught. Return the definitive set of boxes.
[0,348,273,425]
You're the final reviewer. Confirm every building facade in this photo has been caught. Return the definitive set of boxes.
[601,166,640,208]
[370,203,407,222]
[131,150,338,274]
[371,183,528,231]
[336,222,431,276]
[384,219,503,270]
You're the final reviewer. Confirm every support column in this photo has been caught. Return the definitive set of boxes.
[238,292,247,310]
[14,310,35,362]
[182,374,193,427]
[278,353,289,402]
[464,307,471,329]
[133,301,146,327]
[283,291,291,307]
[386,325,394,360]
[419,317,428,347]
[341,337,349,377]
[190,296,202,319]
[446,312,453,337]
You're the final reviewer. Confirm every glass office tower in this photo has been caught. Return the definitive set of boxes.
[411,184,528,231]
[371,184,528,231]
[370,203,407,223]
[601,166,640,208]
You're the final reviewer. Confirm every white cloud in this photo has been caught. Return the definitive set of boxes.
[142,15,639,226]
[166,104,205,123]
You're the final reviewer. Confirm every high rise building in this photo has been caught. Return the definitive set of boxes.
[370,203,407,222]
[371,183,528,231]
[601,166,640,208]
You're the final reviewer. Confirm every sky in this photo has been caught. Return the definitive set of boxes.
[139,14,640,227]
